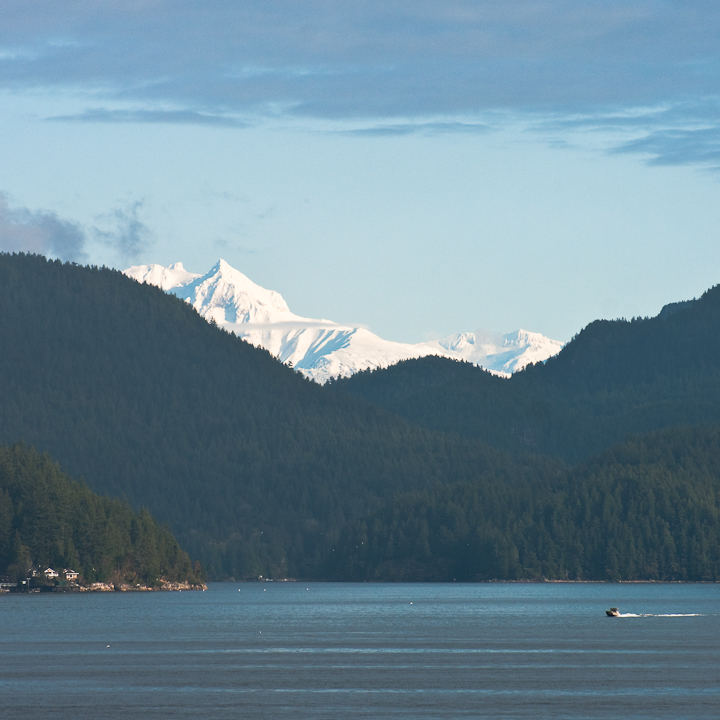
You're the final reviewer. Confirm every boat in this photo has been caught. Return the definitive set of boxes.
[606,607,620,617]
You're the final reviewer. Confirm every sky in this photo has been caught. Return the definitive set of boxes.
[1,1,720,343]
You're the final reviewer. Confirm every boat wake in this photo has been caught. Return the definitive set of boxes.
[617,613,703,617]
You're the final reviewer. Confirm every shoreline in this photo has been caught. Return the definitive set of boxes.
[4,579,719,594]
[1,580,207,594]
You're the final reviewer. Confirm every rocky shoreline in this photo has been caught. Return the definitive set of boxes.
[1,580,207,594]
[60,580,208,592]
[86,580,207,592]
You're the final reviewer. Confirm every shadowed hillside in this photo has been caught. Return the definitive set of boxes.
[333,288,720,462]
[0,253,523,579]
[4,253,720,582]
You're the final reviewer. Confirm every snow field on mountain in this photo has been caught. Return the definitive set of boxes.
[124,260,563,382]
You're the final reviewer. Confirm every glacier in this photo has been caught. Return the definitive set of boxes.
[124,259,563,383]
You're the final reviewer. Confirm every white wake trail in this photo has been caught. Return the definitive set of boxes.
[617,613,703,617]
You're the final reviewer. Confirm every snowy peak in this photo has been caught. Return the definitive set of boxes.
[433,328,564,375]
[127,258,306,326]
[123,259,564,382]
[178,259,297,325]
[125,261,200,291]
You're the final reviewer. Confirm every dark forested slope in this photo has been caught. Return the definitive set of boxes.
[333,288,720,462]
[0,254,522,579]
[0,443,200,585]
[329,425,720,582]
[5,253,720,583]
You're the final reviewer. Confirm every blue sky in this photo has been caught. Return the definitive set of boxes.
[1,1,719,342]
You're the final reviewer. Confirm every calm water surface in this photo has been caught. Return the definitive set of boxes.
[1,582,718,719]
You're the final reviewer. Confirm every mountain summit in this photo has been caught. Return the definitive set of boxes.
[124,259,563,382]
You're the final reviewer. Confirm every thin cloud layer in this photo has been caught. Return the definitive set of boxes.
[49,109,251,128]
[344,121,493,136]
[2,1,720,165]
[613,127,720,168]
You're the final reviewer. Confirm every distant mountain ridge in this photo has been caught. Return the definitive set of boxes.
[124,259,563,382]
[429,329,563,375]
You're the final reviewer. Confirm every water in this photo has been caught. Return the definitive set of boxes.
[1,583,718,719]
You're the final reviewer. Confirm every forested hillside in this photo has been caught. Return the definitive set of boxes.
[0,443,200,585]
[3,253,720,582]
[0,253,523,579]
[328,425,720,582]
[333,289,720,462]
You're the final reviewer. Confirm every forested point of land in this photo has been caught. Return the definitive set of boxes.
[0,443,203,586]
[2,252,720,582]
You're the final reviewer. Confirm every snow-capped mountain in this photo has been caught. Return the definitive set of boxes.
[429,329,564,375]
[124,260,563,382]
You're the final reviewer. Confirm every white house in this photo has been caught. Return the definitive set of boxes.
[44,568,59,579]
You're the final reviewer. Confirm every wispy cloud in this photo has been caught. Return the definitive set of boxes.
[531,99,720,169]
[94,200,153,264]
[49,108,251,128]
[0,192,87,261]
[609,125,720,169]
[344,121,492,137]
